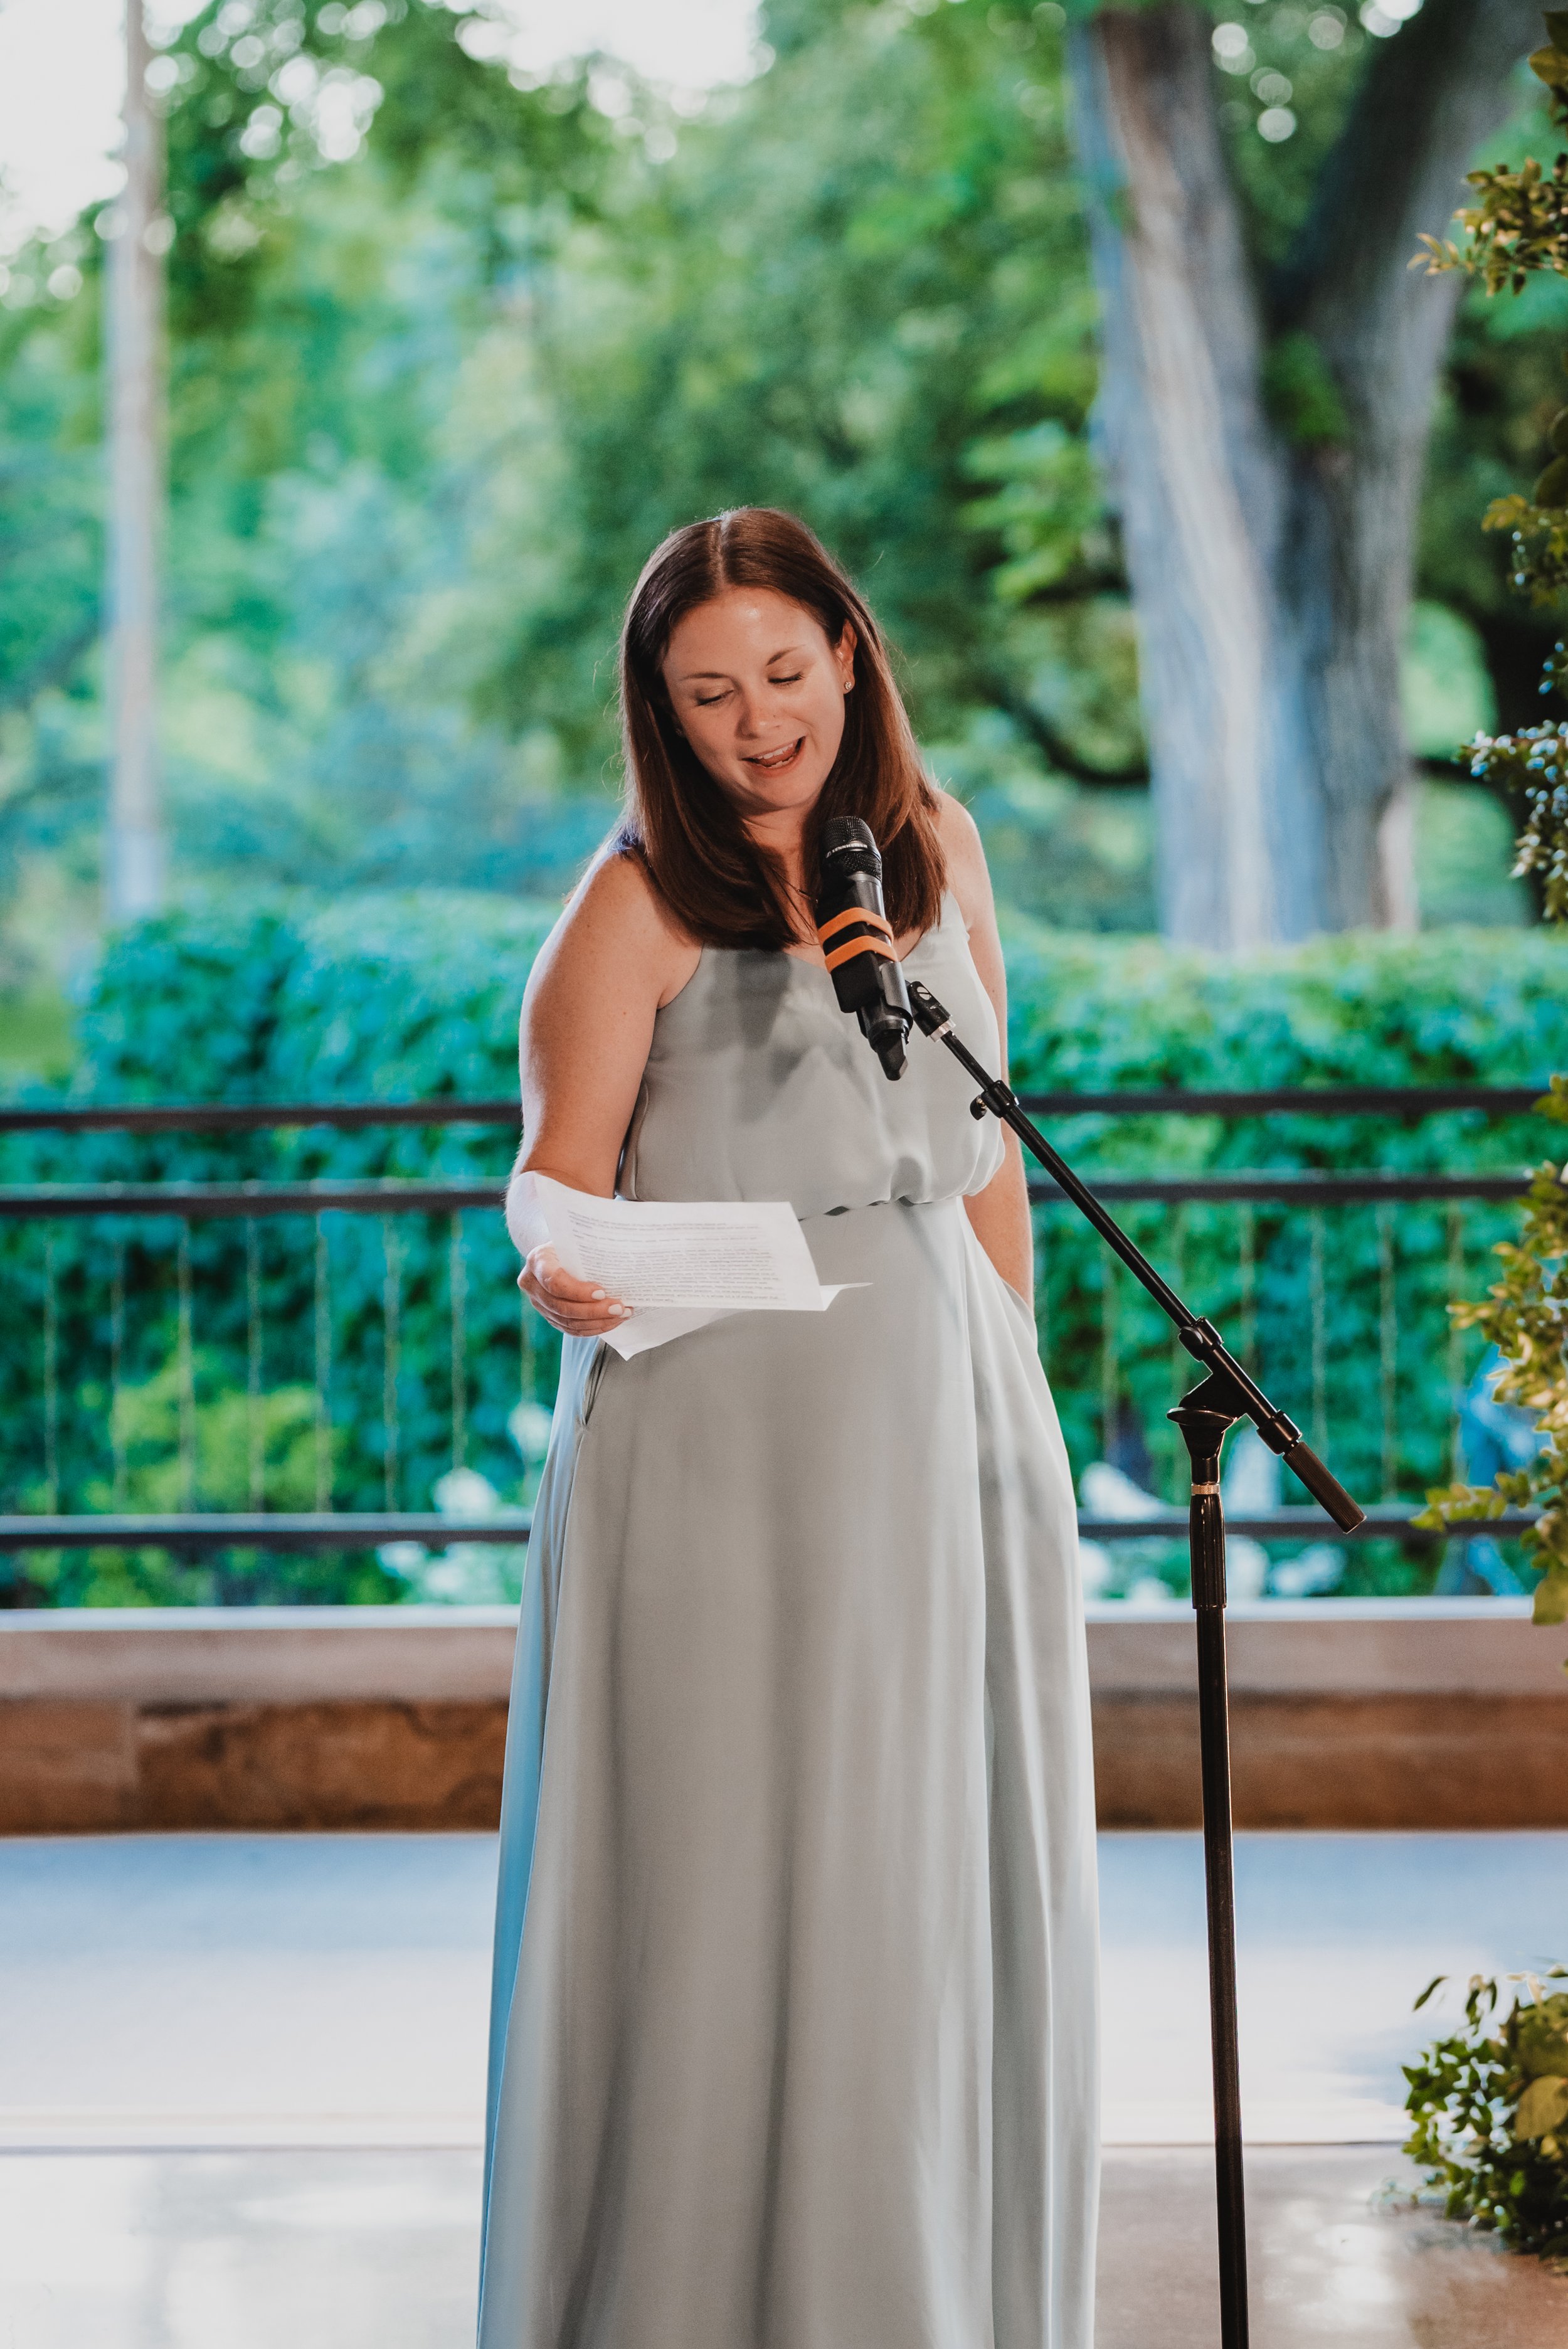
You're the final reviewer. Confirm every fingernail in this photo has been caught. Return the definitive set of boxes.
[591,1289,606,1300]
[608,1305,625,1317]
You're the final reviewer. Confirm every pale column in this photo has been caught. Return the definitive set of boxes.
[105,0,166,923]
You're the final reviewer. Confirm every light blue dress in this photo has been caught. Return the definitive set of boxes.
[480,899,1099,2348]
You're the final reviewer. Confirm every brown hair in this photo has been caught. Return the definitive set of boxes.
[614,507,945,951]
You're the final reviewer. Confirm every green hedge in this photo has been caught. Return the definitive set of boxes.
[1,893,1560,1604]
[1004,925,1562,1591]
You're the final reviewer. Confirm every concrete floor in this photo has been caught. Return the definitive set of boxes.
[1,1832,1565,2343]
[3,2146,1564,2349]
[1101,2148,1568,2348]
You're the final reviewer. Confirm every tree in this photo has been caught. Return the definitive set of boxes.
[105,0,167,924]
[467,1,1113,773]
[4,0,1554,966]
[1064,0,1542,945]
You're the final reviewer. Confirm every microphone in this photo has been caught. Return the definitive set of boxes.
[816,817,913,1081]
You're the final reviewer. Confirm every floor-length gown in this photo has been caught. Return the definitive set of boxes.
[479,898,1099,2349]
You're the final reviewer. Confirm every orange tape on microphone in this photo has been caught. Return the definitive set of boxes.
[824,934,897,972]
[817,904,893,947]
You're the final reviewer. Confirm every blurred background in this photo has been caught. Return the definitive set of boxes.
[0,0,1559,1606]
[0,0,1547,1033]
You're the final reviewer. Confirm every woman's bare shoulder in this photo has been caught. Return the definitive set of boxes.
[931,788,994,926]
[526,845,701,1010]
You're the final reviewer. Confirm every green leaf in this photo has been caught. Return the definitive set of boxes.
[1517,1995,1568,2079]
[1262,332,1350,450]
[1533,455,1568,507]
[1534,1566,1568,1626]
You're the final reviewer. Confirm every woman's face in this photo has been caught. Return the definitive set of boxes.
[662,587,856,835]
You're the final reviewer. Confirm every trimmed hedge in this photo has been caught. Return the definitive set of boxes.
[1,893,1560,1603]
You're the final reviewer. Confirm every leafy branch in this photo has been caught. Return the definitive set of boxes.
[1416,20,1568,616]
[1416,18,1568,1630]
[1417,149,1568,292]
[1461,702,1568,916]
[1416,15,1568,289]
[1404,1968,1568,2258]
[1416,1081,1568,1616]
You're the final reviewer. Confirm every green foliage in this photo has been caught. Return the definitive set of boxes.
[1406,36,1568,734]
[19,1356,399,1608]
[1210,0,1374,267]
[1417,1077,1568,1612]
[1412,14,1568,1608]
[1419,21,1568,623]
[1423,148,1568,297]
[1404,1969,1568,2259]
[1004,924,1564,1526]
[0,0,1545,963]
[484,0,1107,761]
[1478,472,1568,610]
[156,0,609,342]
[1419,6,1568,294]
[1261,331,1350,450]
[1461,710,1568,915]
[962,422,1107,606]
[0,889,563,1604]
[107,1355,324,1514]
[23,1360,398,1608]
[0,0,1175,965]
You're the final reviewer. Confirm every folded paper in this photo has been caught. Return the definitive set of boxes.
[532,1178,863,1359]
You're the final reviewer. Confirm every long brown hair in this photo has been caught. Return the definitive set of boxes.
[614,507,945,951]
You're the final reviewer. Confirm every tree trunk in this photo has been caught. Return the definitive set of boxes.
[106,0,166,925]
[1067,0,1540,945]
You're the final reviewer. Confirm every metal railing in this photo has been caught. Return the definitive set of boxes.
[0,1082,1547,1134]
[0,1086,1545,1583]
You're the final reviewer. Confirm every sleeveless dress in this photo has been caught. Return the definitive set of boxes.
[479,899,1099,2349]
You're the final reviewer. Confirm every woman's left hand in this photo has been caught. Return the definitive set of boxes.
[518,1244,631,1339]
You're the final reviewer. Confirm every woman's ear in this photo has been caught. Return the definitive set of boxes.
[837,620,858,693]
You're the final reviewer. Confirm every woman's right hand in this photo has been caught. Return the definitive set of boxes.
[518,1246,630,1339]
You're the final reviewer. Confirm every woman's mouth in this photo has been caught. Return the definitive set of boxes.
[743,738,805,775]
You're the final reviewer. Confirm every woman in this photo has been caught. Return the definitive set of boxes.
[481,508,1098,2349]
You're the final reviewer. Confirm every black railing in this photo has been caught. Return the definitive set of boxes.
[0,1086,1544,1581]
[0,1170,1532,1219]
[0,1083,1549,1135]
[0,1505,1537,1552]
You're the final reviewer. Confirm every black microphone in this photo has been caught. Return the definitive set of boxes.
[816,817,913,1081]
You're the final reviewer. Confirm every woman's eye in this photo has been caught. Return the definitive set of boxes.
[769,672,802,686]
[694,692,728,707]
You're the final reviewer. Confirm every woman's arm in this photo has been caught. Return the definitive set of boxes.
[933,793,1034,1303]
[510,853,700,1338]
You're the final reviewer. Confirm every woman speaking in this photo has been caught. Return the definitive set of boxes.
[480,507,1099,2348]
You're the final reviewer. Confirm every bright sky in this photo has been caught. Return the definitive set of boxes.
[0,0,761,248]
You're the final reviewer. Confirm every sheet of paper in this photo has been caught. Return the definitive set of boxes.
[531,1179,862,1359]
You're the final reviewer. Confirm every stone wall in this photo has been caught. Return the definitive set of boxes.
[1,1599,1562,1835]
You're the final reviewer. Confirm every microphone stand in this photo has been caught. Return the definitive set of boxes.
[906,978,1365,2349]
